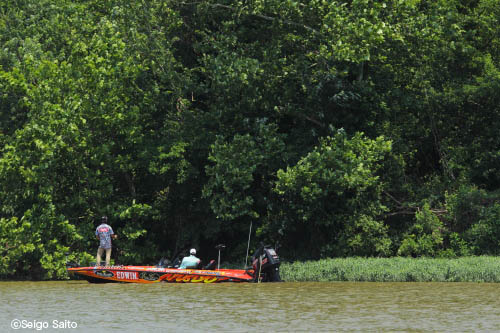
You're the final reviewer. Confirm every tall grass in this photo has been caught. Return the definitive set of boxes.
[280,257,500,282]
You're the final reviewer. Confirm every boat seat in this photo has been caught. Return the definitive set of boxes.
[203,260,216,270]
[156,257,171,268]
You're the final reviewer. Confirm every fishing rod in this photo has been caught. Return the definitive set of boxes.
[245,220,252,268]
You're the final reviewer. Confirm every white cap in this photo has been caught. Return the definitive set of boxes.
[190,248,196,255]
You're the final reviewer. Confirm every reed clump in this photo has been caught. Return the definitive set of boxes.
[280,256,500,282]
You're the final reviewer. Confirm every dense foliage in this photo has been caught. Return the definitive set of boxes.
[1,0,499,279]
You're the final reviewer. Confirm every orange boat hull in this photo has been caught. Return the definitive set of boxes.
[68,266,255,283]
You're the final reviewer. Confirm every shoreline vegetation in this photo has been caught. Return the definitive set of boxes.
[4,257,500,283]
[280,256,500,283]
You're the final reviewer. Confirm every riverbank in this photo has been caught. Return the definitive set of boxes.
[280,256,500,282]
[3,256,500,282]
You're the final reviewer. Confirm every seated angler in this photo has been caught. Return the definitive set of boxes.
[179,248,201,269]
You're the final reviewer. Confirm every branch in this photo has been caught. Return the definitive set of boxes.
[384,210,418,217]
[383,191,405,206]
[382,191,448,216]
[124,172,136,198]
[304,115,325,128]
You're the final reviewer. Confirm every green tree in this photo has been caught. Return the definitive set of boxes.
[269,130,392,259]
[398,203,444,257]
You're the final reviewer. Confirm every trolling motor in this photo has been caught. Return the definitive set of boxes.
[65,252,80,268]
[251,243,282,282]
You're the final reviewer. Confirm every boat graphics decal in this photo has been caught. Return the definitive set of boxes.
[116,271,139,280]
[71,268,249,283]
[94,270,114,277]
[139,272,162,281]
[160,273,229,283]
[143,267,227,276]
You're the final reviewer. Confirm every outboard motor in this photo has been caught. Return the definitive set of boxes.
[66,261,79,268]
[251,244,281,282]
[65,252,80,268]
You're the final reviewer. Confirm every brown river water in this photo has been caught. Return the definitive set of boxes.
[1,281,500,332]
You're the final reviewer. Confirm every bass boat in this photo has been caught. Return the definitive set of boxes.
[67,244,281,283]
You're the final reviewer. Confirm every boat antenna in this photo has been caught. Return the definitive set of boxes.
[215,244,226,270]
[245,220,253,268]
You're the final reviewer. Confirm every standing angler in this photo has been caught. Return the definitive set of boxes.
[95,216,117,266]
